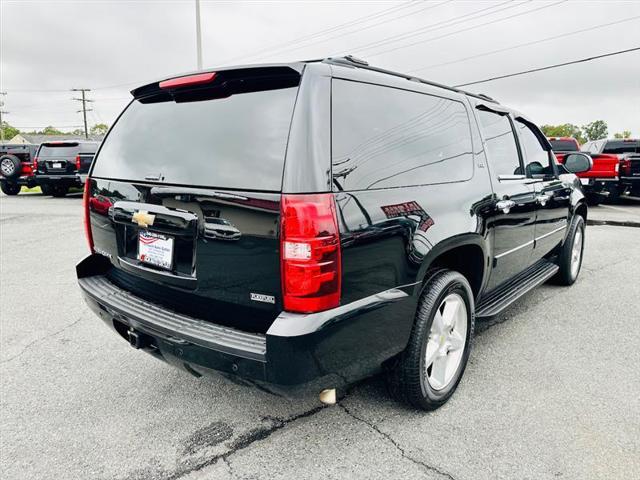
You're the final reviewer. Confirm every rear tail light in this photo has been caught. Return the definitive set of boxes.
[619,159,631,176]
[33,157,38,171]
[159,72,216,89]
[83,179,94,253]
[280,193,341,313]
[75,155,81,170]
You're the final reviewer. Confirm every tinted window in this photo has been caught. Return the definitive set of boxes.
[92,86,298,191]
[38,145,79,158]
[515,120,553,177]
[331,80,473,190]
[602,140,639,154]
[476,110,521,177]
[549,139,578,152]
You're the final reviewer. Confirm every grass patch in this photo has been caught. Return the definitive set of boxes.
[21,186,42,194]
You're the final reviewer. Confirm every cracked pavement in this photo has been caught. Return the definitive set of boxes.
[1,193,639,480]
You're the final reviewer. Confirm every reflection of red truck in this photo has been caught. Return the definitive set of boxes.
[548,137,638,204]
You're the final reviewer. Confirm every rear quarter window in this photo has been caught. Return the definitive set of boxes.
[331,79,473,191]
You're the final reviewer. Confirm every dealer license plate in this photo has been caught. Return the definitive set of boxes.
[580,178,590,185]
[53,162,63,169]
[137,231,174,270]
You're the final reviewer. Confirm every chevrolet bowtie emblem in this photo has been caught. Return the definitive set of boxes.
[132,210,156,228]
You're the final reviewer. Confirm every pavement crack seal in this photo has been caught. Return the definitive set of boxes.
[338,403,457,480]
[165,405,327,480]
[0,317,85,365]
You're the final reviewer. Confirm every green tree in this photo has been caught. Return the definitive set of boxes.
[0,121,20,141]
[540,123,585,144]
[90,123,109,136]
[41,126,64,135]
[582,120,608,141]
[613,130,632,139]
[71,129,85,136]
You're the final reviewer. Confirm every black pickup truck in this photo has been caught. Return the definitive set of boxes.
[0,144,39,195]
[34,141,98,197]
[76,57,592,410]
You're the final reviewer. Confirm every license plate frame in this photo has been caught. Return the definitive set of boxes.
[137,231,174,270]
[52,162,63,169]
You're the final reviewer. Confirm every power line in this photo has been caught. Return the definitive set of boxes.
[364,0,567,58]
[219,0,419,64]
[408,14,640,73]
[246,0,455,62]
[71,88,93,139]
[0,92,8,142]
[453,46,640,87]
[342,0,520,56]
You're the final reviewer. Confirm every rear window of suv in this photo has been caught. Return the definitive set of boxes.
[549,139,578,152]
[602,140,639,154]
[38,144,80,157]
[92,85,299,191]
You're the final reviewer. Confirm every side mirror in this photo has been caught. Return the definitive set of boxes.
[564,152,592,174]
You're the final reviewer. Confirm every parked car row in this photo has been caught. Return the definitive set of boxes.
[0,141,98,196]
[548,136,640,204]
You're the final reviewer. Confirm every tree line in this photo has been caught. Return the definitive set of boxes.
[0,122,109,140]
[540,120,632,144]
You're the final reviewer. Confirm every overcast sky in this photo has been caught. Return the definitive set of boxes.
[1,0,639,136]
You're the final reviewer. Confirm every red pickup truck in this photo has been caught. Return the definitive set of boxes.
[548,137,633,204]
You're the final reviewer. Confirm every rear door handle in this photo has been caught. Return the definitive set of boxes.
[496,199,516,214]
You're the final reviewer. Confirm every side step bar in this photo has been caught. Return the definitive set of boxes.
[476,259,559,318]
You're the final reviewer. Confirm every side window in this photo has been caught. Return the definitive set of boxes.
[514,120,553,177]
[331,80,473,190]
[476,110,522,178]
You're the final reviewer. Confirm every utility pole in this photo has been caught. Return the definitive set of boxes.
[71,88,93,139]
[195,0,203,70]
[0,91,8,143]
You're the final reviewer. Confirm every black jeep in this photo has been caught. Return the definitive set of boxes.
[34,141,98,197]
[0,143,39,195]
[76,57,591,410]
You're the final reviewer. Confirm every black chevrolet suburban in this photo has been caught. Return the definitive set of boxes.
[77,57,591,410]
[34,141,98,196]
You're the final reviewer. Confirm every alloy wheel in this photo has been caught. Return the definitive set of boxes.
[424,293,468,391]
[570,228,583,279]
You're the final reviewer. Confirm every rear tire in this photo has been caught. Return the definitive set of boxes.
[1,182,21,195]
[555,215,585,286]
[40,184,52,196]
[0,154,21,179]
[386,270,474,410]
[51,185,69,197]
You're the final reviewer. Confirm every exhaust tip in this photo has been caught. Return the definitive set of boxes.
[319,388,336,405]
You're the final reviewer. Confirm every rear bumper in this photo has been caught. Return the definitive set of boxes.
[35,174,82,188]
[76,254,416,394]
[0,175,37,187]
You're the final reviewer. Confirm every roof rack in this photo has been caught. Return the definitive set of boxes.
[321,55,499,104]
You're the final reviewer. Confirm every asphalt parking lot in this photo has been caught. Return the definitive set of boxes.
[1,192,639,480]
